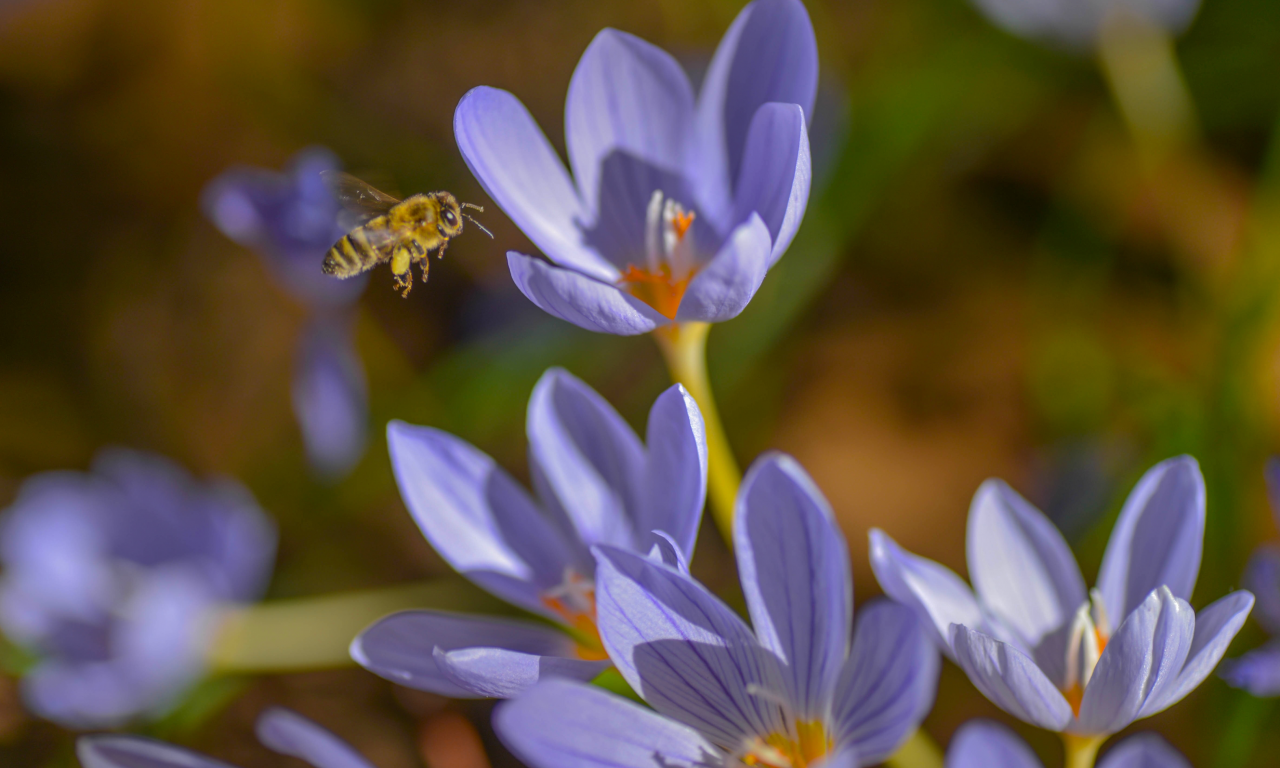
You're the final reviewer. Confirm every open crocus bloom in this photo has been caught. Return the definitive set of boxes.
[946,720,1189,768]
[968,0,1200,49]
[1220,457,1280,696]
[351,367,707,697]
[496,454,938,768]
[871,456,1253,736]
[455,0,815,334]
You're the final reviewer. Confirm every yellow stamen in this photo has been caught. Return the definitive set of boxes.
[739,722,830,768]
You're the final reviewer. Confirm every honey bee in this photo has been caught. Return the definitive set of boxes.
[321,171,491,297]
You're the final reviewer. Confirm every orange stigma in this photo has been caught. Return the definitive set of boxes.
[540,570,608,661]
[620,264,692,320]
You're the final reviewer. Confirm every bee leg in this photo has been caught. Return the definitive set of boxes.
[436,239,450,260]
[390,247,413,297]
[419,256,430,283]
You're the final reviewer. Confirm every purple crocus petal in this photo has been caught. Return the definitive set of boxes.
[257,707,375,768]
[868,529,987,656]
[114,566,217,706]
[507,252,668,335]
[386,421,582,614]
[692,0,818,231]
[967,480,1087,648]
[1097,733,1192,768]
[1220,639,1280,696]
[78,735,239,768]
[945,720,1043,768]
[351,610,579,699]
[1141,590,1253,715]
[674,213,771,323]
[1096,457,1205,623]
[948,625,1073,731]
[1243,546,1280,634]
[638,385,707,561]
[526,368,645,550]
[24,661,140,728]
[495,678,722,768]
[831,600,939,765]
[594,544,786,747]
[735,453,850,719]
[292,316,368,479]
[812,746,859,768]
[455,87,614,281]
[1076,587,1193,735]
[731,103,811,267]
[646,531,691,573]
[1265,457,1280,530]
[434,646,610,699]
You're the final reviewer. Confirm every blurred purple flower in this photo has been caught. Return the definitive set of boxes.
[870,456,1253,736]
[351,367,707,698]
[79,706,376,768]
[946,720,1189,768]
[293,316,368,479]
[496,453,939,768]
[968,0,1200,48]
[1219,457,1280,696]
[454,0,815,335]
[0,449,276,728]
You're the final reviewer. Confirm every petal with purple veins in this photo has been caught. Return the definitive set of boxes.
[507,252,669,335]
[731,103,811,267]
[637,384,707,560]
[434,646,611,699]
[675,213,771,323]
[256,707,376,768]
[949,625,1073,731]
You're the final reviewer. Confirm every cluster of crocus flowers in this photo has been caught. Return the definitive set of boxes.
[351,368,708,697]
[946,720,1190,768]
[1220,458,1280,696]
[0,449,276,727]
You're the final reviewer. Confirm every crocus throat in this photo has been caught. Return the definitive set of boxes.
[734,721,830,768]
[618,190,698,320]
[540,568,608,661]
[1063,589,1112,717]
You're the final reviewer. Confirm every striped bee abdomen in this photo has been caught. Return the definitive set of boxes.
[322,226,383,278]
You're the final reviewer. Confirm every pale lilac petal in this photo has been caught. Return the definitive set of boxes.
[868,529,986,656]
[1142,590,1253,714]
[351,610,579,698]
[831,601,939,765]
[646,531,691,573]
[508,252,668,335]
[24,661,145,729]
[1076,587,1193,735]
[1266,457,1280,530]
[257,707,375,768]
[735,453,850,718]
[638,385,707,561]
[1097,733,1191,768]
[675,213,771,323]
[1097,457,1205,623]
[949,625,1073,731]
[594,545,786,747]
[454,87,614,281]
[967,479,1086,648]
[1243,546,1280,634]
[292,316,367,479]
[1220,639,1280,696]
[495,679,721,768]
[78,736,238,768]
[813,746,859,768]
[434,646,610,698]
[945,720,1043,768]
[731,103,811,267]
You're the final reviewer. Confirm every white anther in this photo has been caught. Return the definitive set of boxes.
[542,567,595,614]
[1089,588,1111,638]
[645,190,665,272]
[1065,598,1102,692]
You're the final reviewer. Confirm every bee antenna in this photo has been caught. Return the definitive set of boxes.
[464,214,494,238]
[461,202,485,213]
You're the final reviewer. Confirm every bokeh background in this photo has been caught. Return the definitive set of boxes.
[2,0,1280,765]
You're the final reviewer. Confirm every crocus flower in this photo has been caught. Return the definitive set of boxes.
[496,453,939,768]
[454,0,815,334]
[80,706,382,768]
[351,367,707,698]
[1219,458,1280,696]
[0,449,276,728]
[870,456,1254,737]
[292,316,368,478]
[968,0,1200,49]
[946,720,1190,768]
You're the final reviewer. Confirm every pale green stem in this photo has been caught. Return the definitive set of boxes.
[208,578,507,673]
[654,321,741,547]
[885,728,944,768]
[1063,733,1107,768]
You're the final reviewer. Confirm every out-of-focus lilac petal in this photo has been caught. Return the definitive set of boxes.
[868,529,986,656]
[507,252,668,335]
[434,646,610,699]
[455,87,614,281]
[1097,457,1205,623]
[1142,590,1253,715]
[967,480,1086,648]
[78,735,239,768]
[638,385,706,560]
[831,601,939,764]
[1220,639,1280,696]
[735,453,850,718]
[969,0,1201,49]
[675,213,771,323]
[292,317,368,479]
[115,566,217,704]
[1243,546,1280,634]
[387,421,581,611]
[351,610,578,699]
[949,625,1073,731]
[731,103,810,267]
[256,707,375,768]
[945,720,1043,768]
[1097,733,1192,768]
[594,545,785,747]
[496,679,721,768]
[24,661,141,729]
[1076,587,1193,735]
[527,368,645,550]
[693,0,818,230]
[646,531,691,573]
[1265,457,1280,530]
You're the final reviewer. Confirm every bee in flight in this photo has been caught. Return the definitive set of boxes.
[321,171,491,297]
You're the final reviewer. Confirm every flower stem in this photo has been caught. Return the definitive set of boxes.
[208,578,506,673]
[1063,733,1107,768]
[885,728,944,768]
[654,321,741,547]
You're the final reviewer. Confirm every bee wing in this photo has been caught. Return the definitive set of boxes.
[323,171,402,219]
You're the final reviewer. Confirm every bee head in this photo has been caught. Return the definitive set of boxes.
[432,192,464,237]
